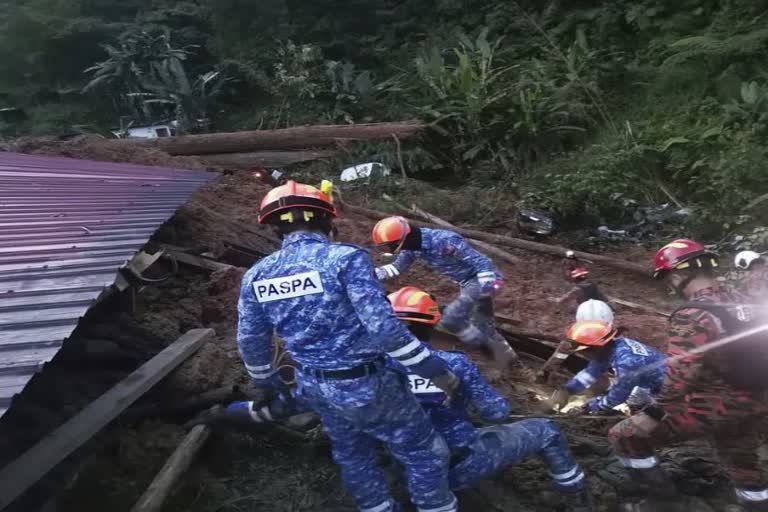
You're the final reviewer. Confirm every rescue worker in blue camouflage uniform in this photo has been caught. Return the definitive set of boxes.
[237,181,460,512]
[371,216,528,375]
[546,320,666,415]
[386,286,595,511]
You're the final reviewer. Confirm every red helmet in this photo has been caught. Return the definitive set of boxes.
[652,239,718,279]
[570,266,589,280]
[258,180,336,224]
[387,286,441,325]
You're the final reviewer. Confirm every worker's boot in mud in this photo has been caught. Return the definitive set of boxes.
[487,335,536,381]
[560,488,596,512]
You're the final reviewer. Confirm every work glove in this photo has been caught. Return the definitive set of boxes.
[583,398,622,416]
[477,272,502,297]
[735,250,764,270]
[545,387,571,412]
[431,370,461,406]
[251,372,291,400]
[375,264,399,281]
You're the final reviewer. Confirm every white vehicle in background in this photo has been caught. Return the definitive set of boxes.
[111,120,178,139]
[339,162,392,182]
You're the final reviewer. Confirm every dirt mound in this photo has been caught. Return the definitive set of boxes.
[0,139,687,512]
[10,135,207,168]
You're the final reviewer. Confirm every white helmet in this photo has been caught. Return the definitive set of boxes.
[735,250,763,270]
[576,299,614,325]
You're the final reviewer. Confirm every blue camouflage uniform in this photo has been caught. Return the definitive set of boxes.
[389,349,586,491]
[238,231,457,512]
[376,228,507,348]
[565,337,666,413]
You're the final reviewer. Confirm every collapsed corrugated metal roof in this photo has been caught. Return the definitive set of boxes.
[0,152,215,418]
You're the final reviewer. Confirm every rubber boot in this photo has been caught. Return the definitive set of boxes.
[560,488,596,512]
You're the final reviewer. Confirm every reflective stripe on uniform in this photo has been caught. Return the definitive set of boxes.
[617,455,659,469]
[573,370,597,388]
[551,466,586,486]
[381,264,400,278]
[360,500,395,512]
[399,348,430,366]
[245,363,275,379]
[457,325,483,340]
[418,495,458,512]
[388,339,421,358]
[736,489,768,502]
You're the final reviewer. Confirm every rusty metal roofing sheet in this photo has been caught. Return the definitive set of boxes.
[0,152,215,418]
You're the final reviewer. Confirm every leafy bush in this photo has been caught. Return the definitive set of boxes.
[397,28,606,176]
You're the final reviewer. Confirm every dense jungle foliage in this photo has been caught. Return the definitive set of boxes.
[1,0,767,231]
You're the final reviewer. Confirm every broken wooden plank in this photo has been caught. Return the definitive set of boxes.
[162,248,236,272]
[0,328,214,511]
[608,296,671,318]
[130,425,211,512]
[343,202,648,275]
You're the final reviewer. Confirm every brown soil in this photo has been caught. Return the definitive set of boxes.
[0,147,730,512]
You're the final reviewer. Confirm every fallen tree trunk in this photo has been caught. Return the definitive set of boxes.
[343,202,648,275]
[115,121,424,156]
[201,150,335,169]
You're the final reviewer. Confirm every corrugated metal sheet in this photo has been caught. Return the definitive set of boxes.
[0,152,215,418]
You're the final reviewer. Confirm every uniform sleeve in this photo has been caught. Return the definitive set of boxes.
[564,360,608,394]
[391,250,417,274]
[656,309,719,406]
[591,363,640,410]
[340,249,435,369]
[438,233,498,277]
[237,271,276,380]
[451,355,510,420]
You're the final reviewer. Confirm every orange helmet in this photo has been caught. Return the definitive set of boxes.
[258,180,336,224]
[372,216,411,252]
[570,266,589,280]
[387,286,441,325]
[565,320,617,351]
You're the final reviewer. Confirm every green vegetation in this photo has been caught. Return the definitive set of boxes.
[1,0,767,231]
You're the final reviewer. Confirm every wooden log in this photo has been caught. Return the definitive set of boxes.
[0,329,214,511]
[114,121,424,156]
[200,150,335,169]
[343,202,648,275]
[608,296,671,317]
[408,205,521,264]
[162,248,236,272]
[130,425,211,512]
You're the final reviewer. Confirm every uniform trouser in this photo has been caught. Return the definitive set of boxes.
[439,280,515,356]
[297,368,457,512]
[449,419,585,491]
[609,392,768,503]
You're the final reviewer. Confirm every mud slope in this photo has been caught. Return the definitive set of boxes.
[0,154,725,512]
